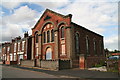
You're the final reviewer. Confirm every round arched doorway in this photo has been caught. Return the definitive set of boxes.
[46,47,52,60]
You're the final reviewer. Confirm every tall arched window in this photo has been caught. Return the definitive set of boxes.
[86,36,89,54]
[36,34,38,43]
[93,39,97,55]
[51,29,54,42]
[75,33,80,54]
[47,31,50,43]
[99,40,103,55]
[61,26,64,38]
[43,32,46,43]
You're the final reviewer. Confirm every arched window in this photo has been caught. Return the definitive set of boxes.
[51,29,54,42]
[99,40,103,55]
[61,26,64,38]
[36,34,38,43]
[43,32,46,43]
[47,31,50,43]
[86,36,89,54]
[93,39,97,55]
[46,47,52,60]
[75,33,80,54]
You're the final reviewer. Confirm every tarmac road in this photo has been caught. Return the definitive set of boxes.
[1,65,119,80]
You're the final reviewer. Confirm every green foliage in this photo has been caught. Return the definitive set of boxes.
[109,49,120,53]
[107,61,119,72]
[93,60,106,68]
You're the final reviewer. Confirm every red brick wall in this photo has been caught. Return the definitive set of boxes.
[73,25,104,56]
[71,23,105,68]
[86,56,105,68]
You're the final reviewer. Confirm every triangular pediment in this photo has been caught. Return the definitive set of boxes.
[32,9,72,30]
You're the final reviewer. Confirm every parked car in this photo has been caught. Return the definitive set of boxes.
[108,56,119,60]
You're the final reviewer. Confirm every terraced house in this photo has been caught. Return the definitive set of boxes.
[1,9,105,70]
[1,32,32,65]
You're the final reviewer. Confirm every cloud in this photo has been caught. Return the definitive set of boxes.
[1,2,21,9]
[56,2,118,35]
[104,35,118,51]
[31,0,70,9]
[1,5,39,42]
[1,23,22,42]
[3,5,38,24]
[1,1,118,50]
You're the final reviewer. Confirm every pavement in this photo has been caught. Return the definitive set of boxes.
[1,64,119,79]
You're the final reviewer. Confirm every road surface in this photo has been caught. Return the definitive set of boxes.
[2,65,58,78]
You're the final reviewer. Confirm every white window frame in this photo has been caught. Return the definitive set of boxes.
[14,43,17,52]
[14,53,16,61]
[18,42,20,51]
[5,54,6,60]
[22,41,25,51]
[36,48,39,56]
[10,54,12,61]
[7,47,10,52]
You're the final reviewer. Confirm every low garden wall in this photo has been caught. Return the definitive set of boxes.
[20,60,34,67]
[40,60,59,70]
[20,59,71,70]
[40,59,71,70]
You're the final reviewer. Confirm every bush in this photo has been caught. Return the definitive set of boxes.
[93,60,106,68]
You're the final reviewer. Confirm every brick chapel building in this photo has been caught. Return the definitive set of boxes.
[31,9,105,69]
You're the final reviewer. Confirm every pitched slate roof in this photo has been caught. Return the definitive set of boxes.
[71,22,103,37]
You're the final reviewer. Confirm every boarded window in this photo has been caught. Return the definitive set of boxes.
[61,44,65,55]
[46,48,52,60]
[36,48,38,56]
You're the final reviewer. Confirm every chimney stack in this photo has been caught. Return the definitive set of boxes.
[24,31,28,38]
[16,36,21,40]
[12,39,15,42]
